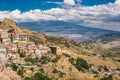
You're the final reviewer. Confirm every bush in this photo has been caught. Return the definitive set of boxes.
[69,57,75,64]
[91,70,99,74]
[25,77,32,80]
[69,57,89,72]
[11,63,18,71]
[52,69,58,74]
[63,53,70,57]
[31,67,34,72]
[52,69,65,78]
[25,57,39,64]
[52,56,60,63]
[33,72,54,80]
[5,63,10,68]
[39,68,44,73]
[17,69,24,77]
[75,58,89,71]
[7,29,14,33]
[40,56,51,64]
[100,75,112,80]
[19,52,26,58]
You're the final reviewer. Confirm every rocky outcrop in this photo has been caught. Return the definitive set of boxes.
[0,18,18,29]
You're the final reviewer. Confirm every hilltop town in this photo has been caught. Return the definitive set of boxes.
[0,18,63,80]
[0,18,120,80]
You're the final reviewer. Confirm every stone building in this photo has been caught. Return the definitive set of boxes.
[49,46,62,55]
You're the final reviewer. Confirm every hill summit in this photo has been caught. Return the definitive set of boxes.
[0,18,18,29]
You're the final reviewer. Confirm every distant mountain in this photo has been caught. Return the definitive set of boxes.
[18,20,120,42]
[91,32,120,50]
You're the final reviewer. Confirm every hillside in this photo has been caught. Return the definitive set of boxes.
[92,33,120,48]
[18,20,120,66]
[18,21,119,42]
[0,18,120,80]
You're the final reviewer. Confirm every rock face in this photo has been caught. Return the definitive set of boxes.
[0,18,18,29]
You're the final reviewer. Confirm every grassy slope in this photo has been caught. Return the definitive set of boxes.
[1,18,118,67]
[1,18,120,79]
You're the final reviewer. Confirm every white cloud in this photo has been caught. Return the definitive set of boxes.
[0,0,120,31]
[64,0,75,6]
[46,0,75,7]
[115,0,120,4]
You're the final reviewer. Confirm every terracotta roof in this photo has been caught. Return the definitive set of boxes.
[1,37,10,39]
[106,66,117,70]
[27,42,35,45]
[6,44,12,49]
[11,31,27,35]
[17,42,27,47]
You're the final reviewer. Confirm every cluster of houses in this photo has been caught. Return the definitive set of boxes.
[103,66,120,75]
[0,29,62,63]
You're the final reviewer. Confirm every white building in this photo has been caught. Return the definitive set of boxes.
[0,46,7,61]
[0,30,11,45]
[11,31,28,43]
[7,52,17,60]
[35,48,48,58]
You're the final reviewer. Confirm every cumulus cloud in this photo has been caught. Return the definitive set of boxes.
[46,0,75,7]
[0,0,120,31]
[115,0,120,4]
[64,0,75,6]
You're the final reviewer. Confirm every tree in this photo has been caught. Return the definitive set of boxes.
[25,57,36,64]
[17,69,24,77]
[40,56,51,64]
[25,77,32,80]
[19,52,26,58]
[69,57,75,65]
[11,63,18,71]
[69,57,89,72]
[33,72,53,80]
[52,56,60,63]
[39,68,44,73]
[31,67,34,72]
[75,58,89,71]
[100,75,112,80]
[7,29,14,33]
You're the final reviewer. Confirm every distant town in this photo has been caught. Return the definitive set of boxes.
[0,28,62,80]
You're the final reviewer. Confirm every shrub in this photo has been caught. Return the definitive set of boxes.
[52,69,58,74]
[19,52,26,58]
[69,57,89,72]
[7,29,14,33]
[25,57,33,63]
[63,53,70,57]
[33,72,54,80]
[39,68,44,73]
[40,56,51,64]
[11,63,18,71]
[69,57,75,64]
[52,69,65,78]
[52,56,60,63]
[25,77,31,80]
[75,58,89,71]
[100,75,112,80]
[17,69,24,77]
[31,67,34,72]
[91,70,99,74]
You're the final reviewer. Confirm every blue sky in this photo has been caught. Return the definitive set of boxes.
[0,0,115,11]
[0,0,120,31]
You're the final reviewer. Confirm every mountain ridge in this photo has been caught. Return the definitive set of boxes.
[18,20,120,42]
